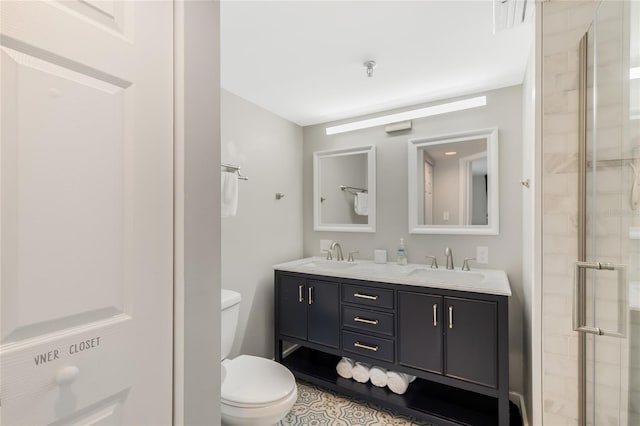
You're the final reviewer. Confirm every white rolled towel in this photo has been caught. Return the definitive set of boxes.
[336,357,355,379]
[369,366,388,387]
[352,362,372,383]
[387,371,417,395]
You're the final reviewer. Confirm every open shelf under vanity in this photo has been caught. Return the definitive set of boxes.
[282,346,501,426]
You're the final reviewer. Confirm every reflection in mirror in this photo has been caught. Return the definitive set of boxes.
[420,139,487,225]
[408,128,498,235]
[314,146,376,232]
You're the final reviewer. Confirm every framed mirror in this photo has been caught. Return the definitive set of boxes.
[313,146,376,232]
[408,128,499,235]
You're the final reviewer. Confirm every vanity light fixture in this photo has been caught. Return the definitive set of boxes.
[326,96,487,136]
[631,67,640,80]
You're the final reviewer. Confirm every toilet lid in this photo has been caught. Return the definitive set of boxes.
[221,355,296,408]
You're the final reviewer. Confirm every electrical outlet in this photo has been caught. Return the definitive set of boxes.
[320,239,333,253]
[476,246,489,264]
[443,211,450,221]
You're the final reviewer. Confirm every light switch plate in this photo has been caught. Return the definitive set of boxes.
[476,246,489,264]
[443,211,450,221]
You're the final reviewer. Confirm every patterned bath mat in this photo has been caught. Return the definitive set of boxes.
[278,380,434,426]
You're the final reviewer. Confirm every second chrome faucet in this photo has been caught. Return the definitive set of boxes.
[444,247,454,270]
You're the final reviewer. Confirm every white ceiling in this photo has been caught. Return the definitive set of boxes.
[221,1,533,127]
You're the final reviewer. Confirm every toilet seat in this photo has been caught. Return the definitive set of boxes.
[221,355,296,408]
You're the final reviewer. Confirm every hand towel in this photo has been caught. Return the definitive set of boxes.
[369,366,388,387]
[354,192,369,216]
[387,371,416,395]
[352,362,372,383]
[221,171,238,217]
[336,357,355,379]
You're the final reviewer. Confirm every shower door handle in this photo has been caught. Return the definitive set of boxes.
[573,261,627,338]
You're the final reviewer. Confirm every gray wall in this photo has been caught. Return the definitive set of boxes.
[221,90,304,359]
[302,85,525,394]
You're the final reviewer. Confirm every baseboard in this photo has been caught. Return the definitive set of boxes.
[509,391,529,426]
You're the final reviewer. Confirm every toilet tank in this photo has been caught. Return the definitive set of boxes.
[221,289,241,360]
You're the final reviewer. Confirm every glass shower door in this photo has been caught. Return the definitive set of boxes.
[577,1,640,424]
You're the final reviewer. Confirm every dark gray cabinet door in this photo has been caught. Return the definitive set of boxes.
[307,280,340,348]
[277,275,307,341]
[397,291,443,375]
[445,297,497,388]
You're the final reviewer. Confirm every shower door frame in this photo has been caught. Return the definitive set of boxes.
[578,32,588,426]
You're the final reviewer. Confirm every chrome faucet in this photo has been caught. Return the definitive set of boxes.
[445,247,454,270]
[330,242,344,261]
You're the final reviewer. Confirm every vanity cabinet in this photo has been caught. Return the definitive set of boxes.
[276,274,340,349]
[397,293,498,388]
[397,291,443,375]
[274,269,510,426]
[444,297,497,388]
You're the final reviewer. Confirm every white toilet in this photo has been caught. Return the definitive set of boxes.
[221,289,298,426]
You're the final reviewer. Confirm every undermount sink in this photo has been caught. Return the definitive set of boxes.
[300,260,358,270]
[406,267,484,284]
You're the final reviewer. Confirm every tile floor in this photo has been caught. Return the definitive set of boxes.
[278,380,434,426]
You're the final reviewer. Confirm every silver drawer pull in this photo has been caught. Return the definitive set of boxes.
[298,285,304,303]
[433,304,438,327]
[308,287,313,305]
[354,342,378,352]
[354,316,379,325]
[354,292,378,301]
[449,305,454,329]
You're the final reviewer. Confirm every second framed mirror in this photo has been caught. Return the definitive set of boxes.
[408,128,499,235]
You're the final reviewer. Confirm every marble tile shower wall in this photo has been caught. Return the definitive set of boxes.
[542,1,598,425]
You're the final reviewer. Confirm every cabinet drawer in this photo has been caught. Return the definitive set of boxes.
[342,331,394,363]
[342,306,394,336]
[342,284,394,309]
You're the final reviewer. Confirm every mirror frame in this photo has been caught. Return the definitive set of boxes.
[313,145,376,232]
[408,128,499,235]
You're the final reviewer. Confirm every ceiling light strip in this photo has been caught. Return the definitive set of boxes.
[325,96,487,135]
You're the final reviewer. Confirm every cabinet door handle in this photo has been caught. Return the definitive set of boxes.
[308,287,313,305]
[449,305,454,329]
[433,304,438,327]
[354,292,378,301]
[353,316,379,325]
[298,285,304,303]
[354,342,378,352]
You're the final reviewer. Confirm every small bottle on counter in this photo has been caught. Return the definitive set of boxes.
[397,238,408,265]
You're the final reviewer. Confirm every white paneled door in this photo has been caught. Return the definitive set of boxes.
[0,1,174,424]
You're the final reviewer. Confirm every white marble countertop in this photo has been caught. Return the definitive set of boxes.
[274,257,512,296]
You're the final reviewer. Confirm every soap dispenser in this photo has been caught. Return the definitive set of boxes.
[397,238,408,265]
